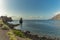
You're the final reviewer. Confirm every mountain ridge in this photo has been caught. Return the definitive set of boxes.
[51,14,60,20]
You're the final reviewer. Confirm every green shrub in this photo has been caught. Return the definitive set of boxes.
[8,31,17,40]
[13,30,25,38]
[2,26,9,30]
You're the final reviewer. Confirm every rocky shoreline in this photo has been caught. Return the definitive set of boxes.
[12,29,60,40]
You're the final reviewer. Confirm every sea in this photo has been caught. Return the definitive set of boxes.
[8,20,60,38]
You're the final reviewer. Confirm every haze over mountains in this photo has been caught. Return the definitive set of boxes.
[9,13,60,20]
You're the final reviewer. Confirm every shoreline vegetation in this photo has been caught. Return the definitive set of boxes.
[0,16,60,40]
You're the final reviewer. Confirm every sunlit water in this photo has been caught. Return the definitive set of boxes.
[9,20,60,38]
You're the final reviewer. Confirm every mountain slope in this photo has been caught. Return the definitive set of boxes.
[51,14,60,20]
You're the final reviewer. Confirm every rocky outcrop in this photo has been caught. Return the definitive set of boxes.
[1,16,12,22]
[51,14,60,20]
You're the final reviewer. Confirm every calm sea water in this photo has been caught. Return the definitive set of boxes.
[9,20,60,38]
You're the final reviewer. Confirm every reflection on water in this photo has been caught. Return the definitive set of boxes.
[9,20,60,38]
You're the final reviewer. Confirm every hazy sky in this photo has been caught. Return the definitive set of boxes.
[1,0,60,20]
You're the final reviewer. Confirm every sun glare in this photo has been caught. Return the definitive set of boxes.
[55,12,60,15]
[0,0,6,16]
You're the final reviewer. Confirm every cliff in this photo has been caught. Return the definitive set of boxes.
[51,14,60,20]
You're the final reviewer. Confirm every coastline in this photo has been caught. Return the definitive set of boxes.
[1,17,60,40]
[8,20,60,40]
[12,29,60,40]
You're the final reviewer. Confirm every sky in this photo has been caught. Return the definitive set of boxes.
[1,0,60,20]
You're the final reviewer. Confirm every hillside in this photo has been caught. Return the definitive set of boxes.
[51,14,60,20]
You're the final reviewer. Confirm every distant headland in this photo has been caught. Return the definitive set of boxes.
[51,14,60,20]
